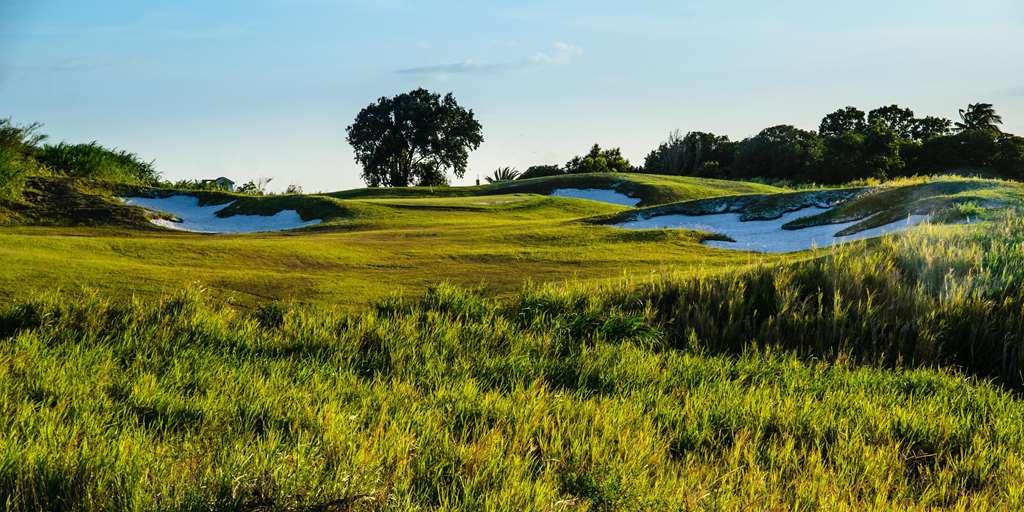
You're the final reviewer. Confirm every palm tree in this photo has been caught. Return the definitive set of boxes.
[956,103,1003,132]
[484,166,520,183]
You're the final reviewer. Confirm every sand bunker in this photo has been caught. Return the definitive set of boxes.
[549,188,640,206]
[617,207,929,253]
[122,195,321,233]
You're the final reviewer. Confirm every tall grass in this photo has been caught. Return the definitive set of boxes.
[0,119,47,201]
[38,142,160,185]
[573,214,1024,386]
[0,146,30,201]
[3,217,1024,509]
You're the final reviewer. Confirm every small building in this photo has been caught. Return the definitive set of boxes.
[201,177,235,191]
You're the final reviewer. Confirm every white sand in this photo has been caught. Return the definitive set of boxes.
[549,188,641,206]
[618,207,930,253]
[121,195,321,233]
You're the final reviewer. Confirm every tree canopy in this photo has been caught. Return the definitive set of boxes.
[642,102,1023,183]
[346,88,483,187]
[733,125,823,181]
[517,164,564,180]
[564,144,632,174]
[910,116,952,141]
[643,130,735,176]
[868,105,916,139]
[819,107,867,138]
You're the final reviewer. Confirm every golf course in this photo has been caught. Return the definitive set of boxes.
[5,153,1024,509]
[4,1,1024,506]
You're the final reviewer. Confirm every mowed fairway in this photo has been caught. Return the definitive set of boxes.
[0,192,774,307]
[2,174,1014,307]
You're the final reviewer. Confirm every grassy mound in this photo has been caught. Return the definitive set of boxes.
[2,217,1024,510]
[0,205,745,307]
[782,177,1019,234]
[3,175,1014,306]
[116,175,667,231]
[328,172,783,207]
[0,177,153,228]
[600,176,1023,236]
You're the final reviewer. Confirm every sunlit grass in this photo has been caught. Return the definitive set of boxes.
[3,216,1024,510]
[4,174,1024,509]
[0,190,775,307]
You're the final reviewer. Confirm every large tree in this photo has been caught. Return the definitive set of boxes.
[733,125,823,181]
[819,107,867,138]
[868,105,915,139]
[346,88,483,187]
[910,116,952,141]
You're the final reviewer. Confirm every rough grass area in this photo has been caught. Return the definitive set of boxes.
[3,217,1024,510]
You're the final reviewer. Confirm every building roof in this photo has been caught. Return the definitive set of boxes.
[201,177,235,184]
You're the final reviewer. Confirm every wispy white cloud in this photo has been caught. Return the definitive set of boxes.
[0,24,247,40]
[1,56,116,84]
[396,42,583,78]
[528,42,583,65]
[396,59,511,77]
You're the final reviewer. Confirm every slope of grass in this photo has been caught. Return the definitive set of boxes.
[782,177,1021,234]
[326,172,784,206]
[596,187,868,224]
[0,197,763,307]
[0,177,154,228]
[5,176,1011,307]
[599,176,1024,235]
[113,172,772,228]
[3,217,1024,510]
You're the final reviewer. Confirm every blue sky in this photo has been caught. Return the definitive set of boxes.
[2,0,1023,191]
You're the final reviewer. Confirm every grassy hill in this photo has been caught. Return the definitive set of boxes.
[0,173,792,306]
[598,176,1022,234]
[325,172,784,206]
[0,196,759,307]
[1,174,1021,307]
[3,173,1024,509]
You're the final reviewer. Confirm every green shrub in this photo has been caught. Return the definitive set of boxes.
[565,144,633,174]
[38,142,160,185]
[517,164,564,180]
[484,166,520,183]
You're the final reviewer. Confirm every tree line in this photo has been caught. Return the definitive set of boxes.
[641,103,1022,184]
[346,90,1022,186]
[5,95,1020,197]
